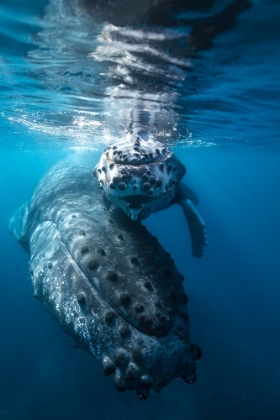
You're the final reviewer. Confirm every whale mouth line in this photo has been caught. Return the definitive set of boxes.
[122,194,157,204]
[106,155,167,166]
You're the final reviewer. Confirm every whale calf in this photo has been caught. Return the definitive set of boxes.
[9,155,202,400]
[94,129,208,258]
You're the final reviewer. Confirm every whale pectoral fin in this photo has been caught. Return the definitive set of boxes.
[178,199,208,259]
[177,182,199,206]
[9,202,29,251]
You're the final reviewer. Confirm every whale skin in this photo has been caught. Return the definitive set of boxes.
[9,154,201,400]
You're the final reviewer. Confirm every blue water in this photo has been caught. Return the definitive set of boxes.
[1,0,280,419]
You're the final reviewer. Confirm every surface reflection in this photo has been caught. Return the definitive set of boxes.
[25,0,250,146]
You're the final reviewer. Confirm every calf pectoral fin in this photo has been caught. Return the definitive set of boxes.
[9,202,29,252]
[179,199,208,259]
[179,183,199,206]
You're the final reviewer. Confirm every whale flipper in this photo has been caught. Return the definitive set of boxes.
[178,183,199,206]
[9,202,29,252]
[173,182,207,258]
[178,197,208,259]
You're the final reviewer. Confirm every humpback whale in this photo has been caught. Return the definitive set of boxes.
[94,129,208,258]
[9,155,202,400]
[9,0,252,401]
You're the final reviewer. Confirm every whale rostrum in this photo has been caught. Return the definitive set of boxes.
[9,154,202,400]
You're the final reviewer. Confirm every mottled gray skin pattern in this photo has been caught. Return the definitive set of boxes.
[9,154,202,400]
[94,130,208,258]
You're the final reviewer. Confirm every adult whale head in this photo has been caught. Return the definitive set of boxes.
[9,154,202,400]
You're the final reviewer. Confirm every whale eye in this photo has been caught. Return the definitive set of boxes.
[128,203,143,210]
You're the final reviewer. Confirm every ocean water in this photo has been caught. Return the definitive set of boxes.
[1,1,280,419]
